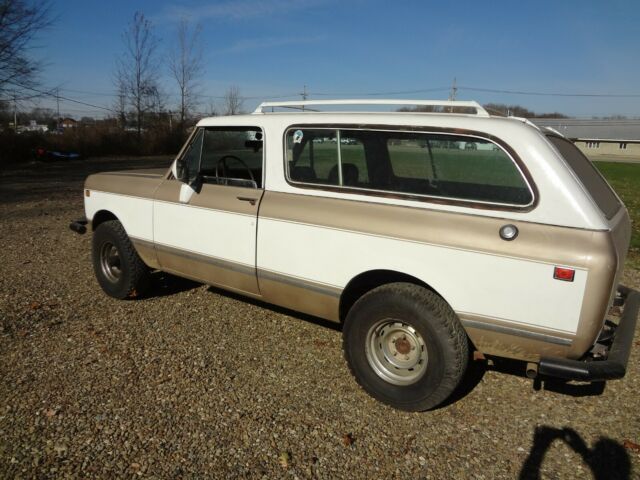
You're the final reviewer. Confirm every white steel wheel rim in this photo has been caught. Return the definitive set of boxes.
[365,319,428,386]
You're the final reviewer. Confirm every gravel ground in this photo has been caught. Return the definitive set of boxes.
[1,156,639,479]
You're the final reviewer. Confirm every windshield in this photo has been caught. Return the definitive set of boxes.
[547,135,621,219]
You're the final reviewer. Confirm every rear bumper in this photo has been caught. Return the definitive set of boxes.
[538,285,639,382]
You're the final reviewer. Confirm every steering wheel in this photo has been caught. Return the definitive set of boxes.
[215,155,256,186]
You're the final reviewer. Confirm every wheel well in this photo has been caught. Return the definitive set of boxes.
[91,210,118,231]
[339,270,436,322]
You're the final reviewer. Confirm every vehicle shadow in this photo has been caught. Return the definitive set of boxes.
[485,356,607,397]
[142,271,201,299]
[204,285,342,332]
[439,355,609,410]
[519,426,631,480]
[437,351,487,409]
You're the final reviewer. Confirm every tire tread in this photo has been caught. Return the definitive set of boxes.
[343,282,468,411]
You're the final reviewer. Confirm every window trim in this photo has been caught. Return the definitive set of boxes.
[282,124,538,212]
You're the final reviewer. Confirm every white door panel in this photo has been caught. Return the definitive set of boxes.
[154,201,256,267]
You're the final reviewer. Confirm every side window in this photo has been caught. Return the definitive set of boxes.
[286,129,339,185]
[286,129,368,186]
[340,130,368,185]
[385,133,532,205]
[192,127,263,188]
[286,127,533,206]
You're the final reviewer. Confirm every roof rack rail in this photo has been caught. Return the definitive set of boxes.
[252,99,490,117]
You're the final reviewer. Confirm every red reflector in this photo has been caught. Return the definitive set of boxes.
[553,267,575,282]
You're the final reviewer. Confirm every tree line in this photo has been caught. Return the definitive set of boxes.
[0,2,244,163]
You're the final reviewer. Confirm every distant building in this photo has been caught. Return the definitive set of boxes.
[60,117,77,129]
[532,118,640,159]
[16,120,48,134]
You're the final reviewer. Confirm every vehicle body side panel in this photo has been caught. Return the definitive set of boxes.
[85,171,166,268]
[257,191,618,360]
[84,189,154,244]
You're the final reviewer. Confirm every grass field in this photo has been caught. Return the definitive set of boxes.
[295,142,526,187]
[596,161,640,269]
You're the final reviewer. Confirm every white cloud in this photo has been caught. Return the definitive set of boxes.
[163,0,331,22]
[213,34,325,54]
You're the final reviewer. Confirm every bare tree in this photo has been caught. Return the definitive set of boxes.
[113,77,127,128]
[223,85,244,115]
[207,100,218,117]
[0,0,52,95]
[116,11,161,137]
[168,18,203,126]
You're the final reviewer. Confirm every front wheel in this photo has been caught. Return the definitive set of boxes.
[343,283,468,411]
[92,220,150,299]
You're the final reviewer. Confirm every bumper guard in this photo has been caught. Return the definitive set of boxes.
[538,285,639,382]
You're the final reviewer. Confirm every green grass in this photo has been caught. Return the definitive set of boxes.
[595,161,640,270]
[301,143,525,187]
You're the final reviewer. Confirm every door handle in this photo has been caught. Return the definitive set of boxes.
[237,196,257,206]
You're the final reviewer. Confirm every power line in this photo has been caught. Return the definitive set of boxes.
[6,79,640,119]
[4,80,119,113]
[459,86,640,98]
[310,87,450,96]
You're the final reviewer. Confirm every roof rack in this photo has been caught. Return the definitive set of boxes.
[252,99,490,117]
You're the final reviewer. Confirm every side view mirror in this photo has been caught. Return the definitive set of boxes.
[173,159,187,182]
[172,158,203,194]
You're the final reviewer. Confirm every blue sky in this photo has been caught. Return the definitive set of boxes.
[33,0,640,118]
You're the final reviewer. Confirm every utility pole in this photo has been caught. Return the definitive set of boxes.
[300,84,308,111]
[449,77,457,101]
[56,88,60,132]
[13,92,17,130]
[447,78,457,113]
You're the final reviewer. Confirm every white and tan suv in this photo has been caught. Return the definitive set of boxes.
[71,99,639,411]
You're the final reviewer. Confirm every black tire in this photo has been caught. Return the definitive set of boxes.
[92,220,151,299]
[343,282,468,411]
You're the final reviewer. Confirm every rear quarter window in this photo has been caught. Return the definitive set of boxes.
[547,135,621,219]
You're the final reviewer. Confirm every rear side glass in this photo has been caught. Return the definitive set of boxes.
[547,135,620,219]
[385,133,532,205]
[286,127,533,207]
[286,129,339,185]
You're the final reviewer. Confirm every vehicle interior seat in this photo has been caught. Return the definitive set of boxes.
[328,163,359,186]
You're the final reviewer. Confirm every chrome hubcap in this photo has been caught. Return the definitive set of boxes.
[100,242,121,283]
[366,319,428,385]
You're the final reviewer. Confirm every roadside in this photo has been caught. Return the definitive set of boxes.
[594,158,640,164]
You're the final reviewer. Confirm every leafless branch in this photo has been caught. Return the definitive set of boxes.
[168,18,203,126]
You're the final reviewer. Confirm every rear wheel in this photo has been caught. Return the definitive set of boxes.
[92,220,150,299]
[343,283,468,411]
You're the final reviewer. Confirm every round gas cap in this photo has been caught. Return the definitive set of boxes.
[499,224,519,241]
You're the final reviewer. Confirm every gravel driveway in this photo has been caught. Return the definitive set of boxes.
[1,157,639,479]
